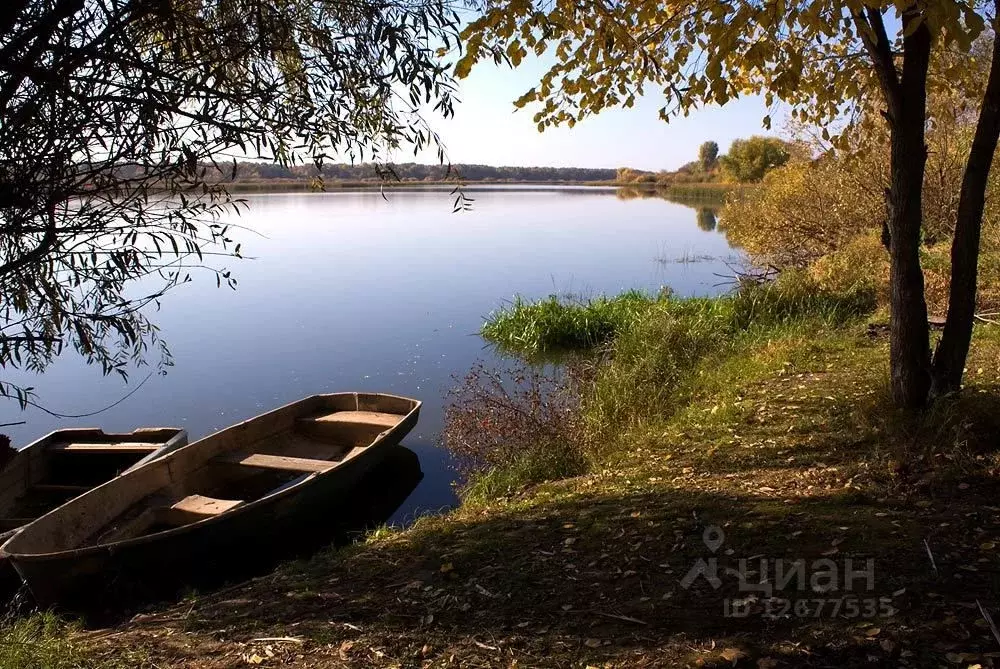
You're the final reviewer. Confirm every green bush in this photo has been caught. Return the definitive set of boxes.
[719,136,794,183]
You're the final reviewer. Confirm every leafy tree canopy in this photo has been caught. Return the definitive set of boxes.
[457,0,984,134]
[698,141,719,171]
[720,136,793,182]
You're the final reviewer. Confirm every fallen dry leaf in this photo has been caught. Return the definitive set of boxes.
[721,647,746,663]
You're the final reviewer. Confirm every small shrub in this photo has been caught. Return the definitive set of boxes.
[809,233,887,299]
[443,362,587,500]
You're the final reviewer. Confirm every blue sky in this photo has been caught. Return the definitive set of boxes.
[405,55,776,172]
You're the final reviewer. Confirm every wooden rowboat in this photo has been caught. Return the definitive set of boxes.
[0,427,188,599]
[1,393,420,608]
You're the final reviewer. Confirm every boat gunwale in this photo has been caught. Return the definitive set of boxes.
[1,393,420,561]
[14,427,187,456]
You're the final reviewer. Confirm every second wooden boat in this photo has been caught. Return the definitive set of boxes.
[0,427,189,541]
[1,393,420,608]
[0,427,188,599]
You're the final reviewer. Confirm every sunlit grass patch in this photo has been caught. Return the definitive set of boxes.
[463,276,880,496]
[581,276,878,456]
[0,611,142,669]
[0,613,76,669]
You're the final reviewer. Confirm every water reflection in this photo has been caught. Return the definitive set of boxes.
[697,208,717,231]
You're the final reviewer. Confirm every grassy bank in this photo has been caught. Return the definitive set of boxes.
[8,276,1000,667]
[471,276,877,497]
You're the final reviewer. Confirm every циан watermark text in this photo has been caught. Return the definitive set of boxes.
[680,525,897,619]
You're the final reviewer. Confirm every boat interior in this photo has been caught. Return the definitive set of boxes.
[87,401,410,545]
[0,429,182,535]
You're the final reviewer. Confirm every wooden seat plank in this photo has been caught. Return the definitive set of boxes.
[301,410,400,429]
[158,494,244,528]
[215,452,335,474]
[297,410,401,444]
[48,442,162,455]
[171,494,243,516]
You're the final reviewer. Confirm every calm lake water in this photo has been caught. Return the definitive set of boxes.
[3,187,738,524]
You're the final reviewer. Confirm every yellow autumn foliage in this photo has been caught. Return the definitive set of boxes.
[720,158,881,269]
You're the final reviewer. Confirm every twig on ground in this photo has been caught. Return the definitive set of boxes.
[978,600,1000,648]
[923,538,939,577]
[593,611,649,625]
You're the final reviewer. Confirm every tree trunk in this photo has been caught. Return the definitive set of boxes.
[885,15,933,408]
[931,25,1000,396]
[886,149,932,408]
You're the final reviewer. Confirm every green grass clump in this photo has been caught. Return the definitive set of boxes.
[731,269,877,329]
[0,613,77,669]
[580,274,877,453]
[481,290,665,357]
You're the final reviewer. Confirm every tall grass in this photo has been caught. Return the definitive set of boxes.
[730,270,877,329]
[481,290,667,358]
[581,275,876,453]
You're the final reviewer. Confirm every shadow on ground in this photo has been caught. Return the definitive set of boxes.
[109,476,1000,668]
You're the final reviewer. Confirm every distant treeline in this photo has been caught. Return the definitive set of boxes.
[207,162,618,183]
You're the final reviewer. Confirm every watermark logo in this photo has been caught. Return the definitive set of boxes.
[679,525,725,589]
[680,525,895,619]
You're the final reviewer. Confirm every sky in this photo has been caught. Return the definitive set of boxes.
[401,54,777,172]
